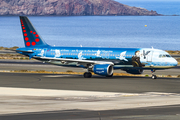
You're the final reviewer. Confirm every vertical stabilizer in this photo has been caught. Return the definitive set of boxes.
[19,16,49,47]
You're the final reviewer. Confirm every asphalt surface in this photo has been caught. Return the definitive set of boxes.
[0,60,180,119]
[0,72,180,93]
[0,73,180,119]
[1,105,180,120]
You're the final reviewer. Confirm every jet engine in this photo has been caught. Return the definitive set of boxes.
[93,64,113,76]
[125,69,143,74]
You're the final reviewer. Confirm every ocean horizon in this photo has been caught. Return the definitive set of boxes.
[0,16,179,50]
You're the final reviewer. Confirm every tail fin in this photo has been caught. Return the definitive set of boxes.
[20,16,49,47]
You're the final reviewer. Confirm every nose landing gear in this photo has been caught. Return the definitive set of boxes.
[151,69,157,79]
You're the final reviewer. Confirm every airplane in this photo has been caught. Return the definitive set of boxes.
[16,16,178,79]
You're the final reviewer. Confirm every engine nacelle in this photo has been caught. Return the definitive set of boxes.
[93,64,113,76]
[125,69,143,74]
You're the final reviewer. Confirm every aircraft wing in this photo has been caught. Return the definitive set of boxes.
[34,56,114,67]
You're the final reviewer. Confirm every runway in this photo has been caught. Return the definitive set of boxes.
[1,72,180,93]
[1,105,180,120]
[0,60,180,119]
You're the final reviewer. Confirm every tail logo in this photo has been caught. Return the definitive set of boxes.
[20,18,40,47]
[20,16,48,47]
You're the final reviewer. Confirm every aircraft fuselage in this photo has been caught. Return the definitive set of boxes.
[17,46,177,70]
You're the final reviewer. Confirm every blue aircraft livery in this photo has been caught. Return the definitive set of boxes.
[16,16,178,79]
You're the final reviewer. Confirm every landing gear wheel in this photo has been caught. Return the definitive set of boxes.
[152,75,157,79]
[151,69,157,79]
[84,72,92,78]
[106,73,113,77]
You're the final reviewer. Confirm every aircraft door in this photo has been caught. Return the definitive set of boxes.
[43,48,47,57]
[146,51,153,62]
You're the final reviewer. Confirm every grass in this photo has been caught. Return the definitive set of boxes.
[4,70,177,78]
[9,69,136,76]
[166,50,180,55]
[145,74,149,77]
[175,58,180,65]
[66,70,74,73]
[0,53,30,60]
[167,75,172,77]
[0,46,19,50]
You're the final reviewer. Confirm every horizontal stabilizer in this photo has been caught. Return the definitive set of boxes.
[4,49,34,53]
[15,50,34,53]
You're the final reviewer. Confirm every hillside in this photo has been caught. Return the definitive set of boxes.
[0,0,160,16]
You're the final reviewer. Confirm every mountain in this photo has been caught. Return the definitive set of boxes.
[0,0,161,16]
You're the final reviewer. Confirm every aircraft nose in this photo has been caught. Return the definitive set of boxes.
[172,58,178,66]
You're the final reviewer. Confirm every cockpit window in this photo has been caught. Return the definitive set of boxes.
[159,54,171,58]
[166,55,171,57]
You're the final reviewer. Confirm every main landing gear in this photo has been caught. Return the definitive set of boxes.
[84,72,92,78]
[151,69,157,79]
[84,65,93,78]
[106,73,113,77]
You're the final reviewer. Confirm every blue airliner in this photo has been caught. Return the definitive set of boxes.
[16,16,178,79]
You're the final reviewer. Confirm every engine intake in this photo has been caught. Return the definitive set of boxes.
[93,64,113,76]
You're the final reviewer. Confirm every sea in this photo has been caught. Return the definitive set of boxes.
[0,1,179,50]
[115,0,180,16]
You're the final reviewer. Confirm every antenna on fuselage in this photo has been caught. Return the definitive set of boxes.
[151,46,154,49]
